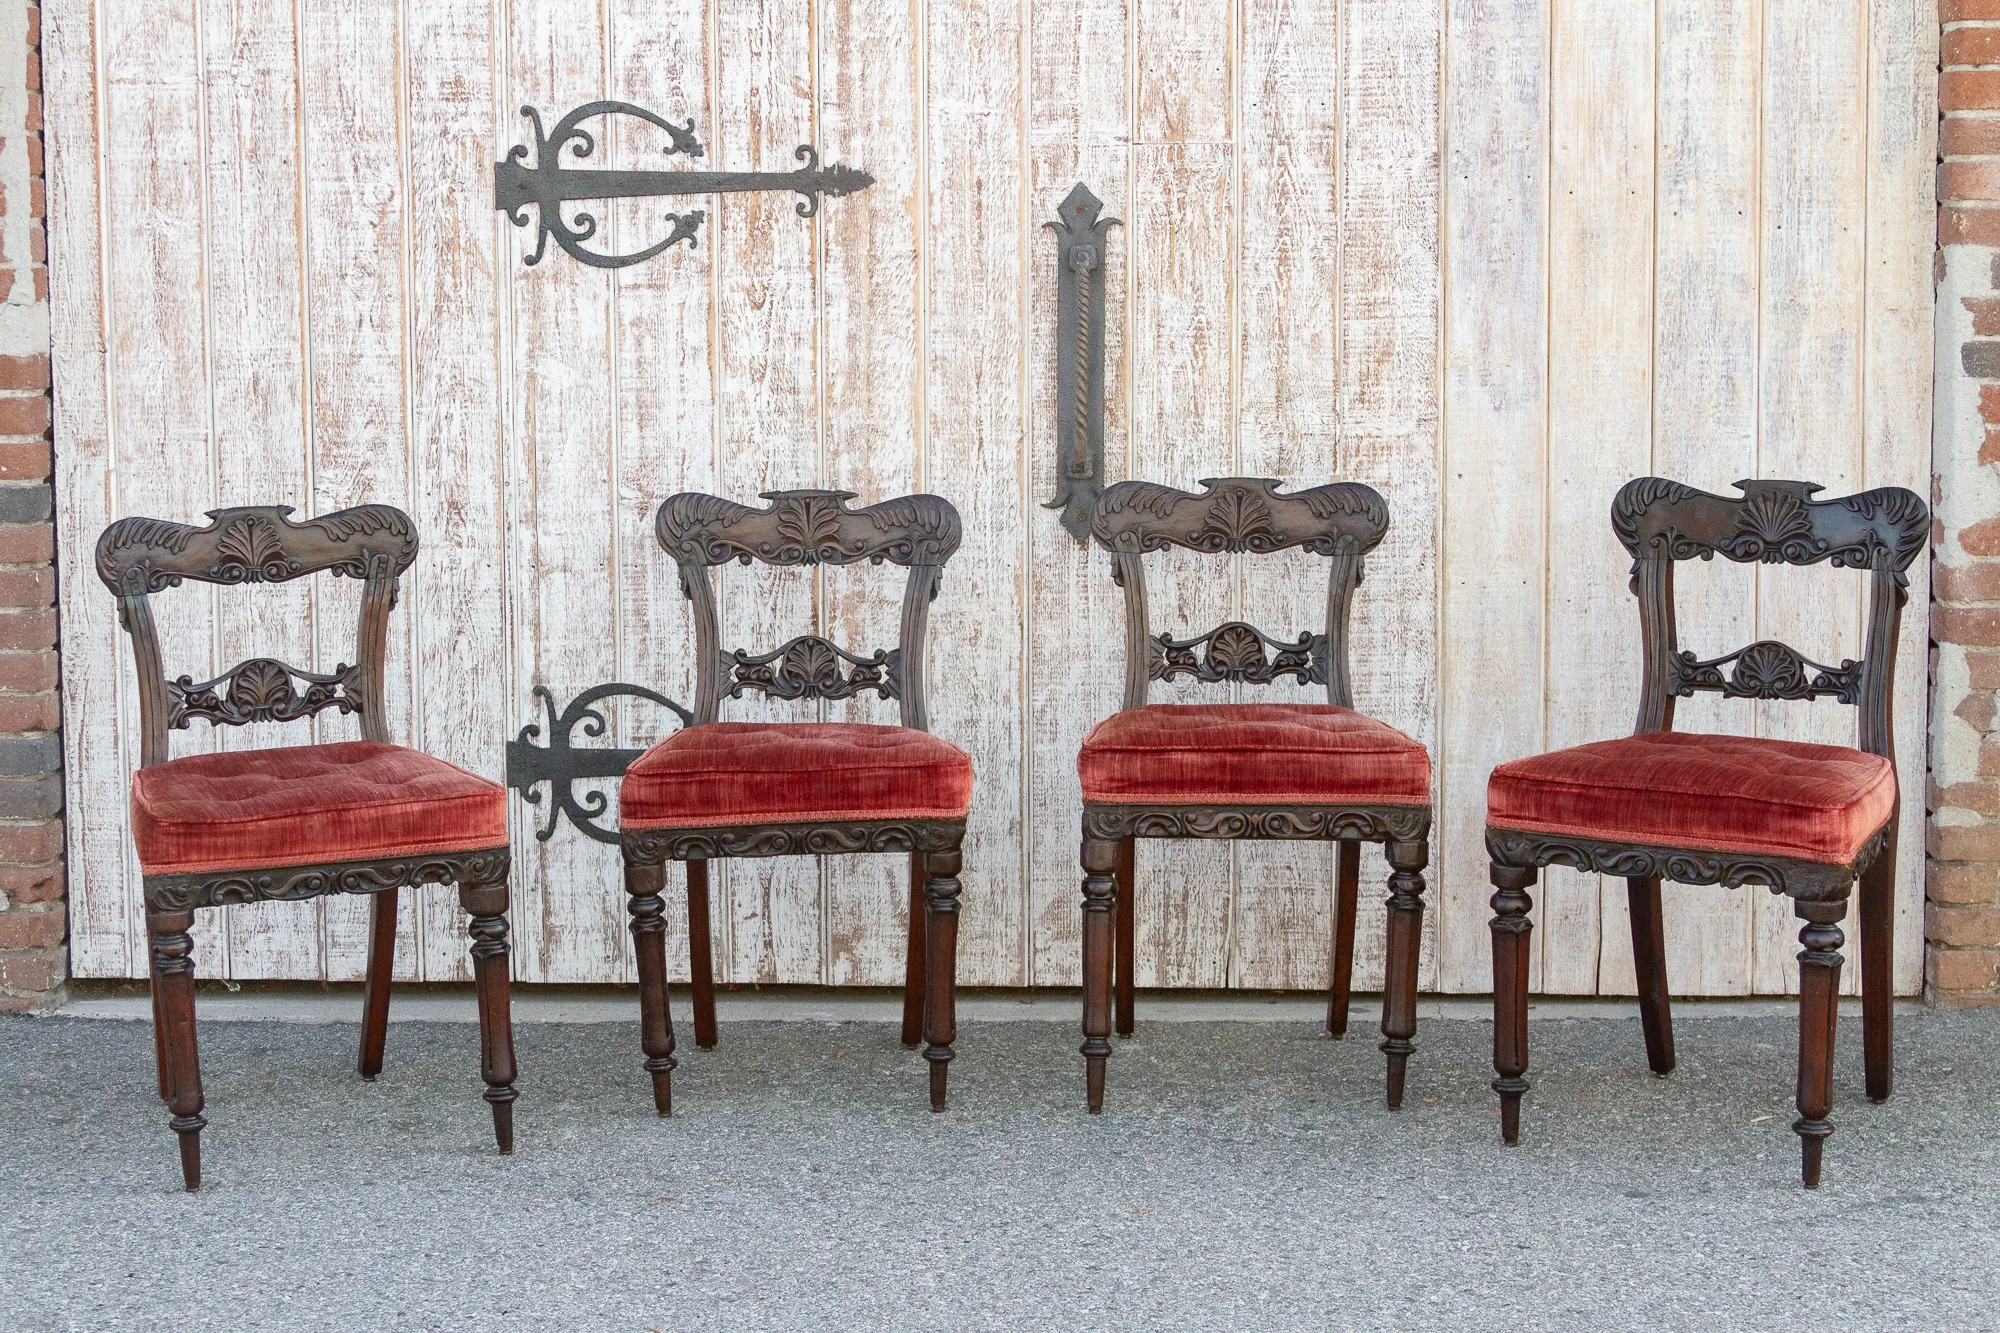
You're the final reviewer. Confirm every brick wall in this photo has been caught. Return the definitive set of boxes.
[0,0,60,1014]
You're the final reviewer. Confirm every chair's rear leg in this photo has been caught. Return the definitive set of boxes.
[1794,900,1847,1189]
[1859,828,1895,1102]
[901,851,927,1049]
[1080,836,1119,1112]
[625,858,677,1116]
[921,845,964,1112]
[1114,836,1136,1038]
[358,887,399,1080]
[1327,840,1360,1038]
[1625,876,1676,1076]
[686,859,718,1051]
[147,910,206,1192]
[461,868,519,1154]
[1489,864,1536,1144]
[1378,839,1427,1110]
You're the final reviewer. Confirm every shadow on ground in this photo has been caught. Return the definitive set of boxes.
[4,1008,1996,1331]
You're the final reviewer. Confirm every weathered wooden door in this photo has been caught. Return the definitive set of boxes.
[48,0,1935,995]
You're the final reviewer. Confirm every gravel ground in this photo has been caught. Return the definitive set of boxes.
[4,1004,1997,1332]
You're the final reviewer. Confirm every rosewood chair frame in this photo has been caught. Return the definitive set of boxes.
[1079,477,1431,1113]
[97,505,517,1191]
[1487,477,1927,1188]
[622,489,967,1114]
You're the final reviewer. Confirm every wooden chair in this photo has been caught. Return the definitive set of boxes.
[97,505,517,1191]
[1076,478,1432,1112]
[619,489,972,1114]
[1485,478,1927,1188]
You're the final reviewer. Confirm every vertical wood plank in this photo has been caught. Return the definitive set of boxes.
[407,0,507,981]
[504,2,619,985]
[44,0,128,977]
[1751,0,1866,995]
[926,0,1028,987]
[1331,0,1441,991]
[713,0,824,984]
[200,0,319,981]
[1645,0,1761,996]
[1542,0,1654,995]
[1026,0,1130,987]
[818,0,923,986]
[1136,0,1231,143]
[1864,0,1937,996]
[1437,0,1546,992]
[302,0,418,981]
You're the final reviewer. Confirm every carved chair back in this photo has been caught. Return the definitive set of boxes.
[1088,476,1392,712]
[95,505,420,767]
[1612,478,1929,759]
[653,489,964,731]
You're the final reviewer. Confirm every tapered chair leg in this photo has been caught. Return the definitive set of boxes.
[1489,863,1536,1144]
[1379,839,1427,1109]
[686,859,719,1051]
[461,870,519,1154]
[1858,827,1896,1103]
[147,910,206,1192]
[921,846,964,1111]
[1327,840,1360,1038]
[1079,835,1119,1113]
[625,859,678,1116]
[1625,876,1676,1076]
[1114,836,1136,1038]
[1794,899,1847,1189]
[149,956,170,1103]
[901,851,927,1049]
[358,887,399,1080]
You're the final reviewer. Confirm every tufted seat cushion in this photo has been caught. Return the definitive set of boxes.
[619,722,974,830]
[131,740,507,877]
[1077,703,1431,807]
[1486,730,1896,864]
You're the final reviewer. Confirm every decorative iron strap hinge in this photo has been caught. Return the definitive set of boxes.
[506,684,692,843]
[495,100,875,268]
[1043,183,1119,541]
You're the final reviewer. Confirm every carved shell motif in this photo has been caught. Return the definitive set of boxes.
[1194,485,1276,553]
[1726,484,1825,564]
[215,513,298,583]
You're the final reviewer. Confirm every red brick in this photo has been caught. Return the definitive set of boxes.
[1928,903,2000,948]
[1938,778,2000,817]
[0,357,49,391]
[0,820,62,865]
[1930,948,2000,993]
[31,177,44,220]
[1970,650,2000,690]
[1984,427,2000,466]
[1946,160,2000,202]
[1934,562,2000,602]
[0,694,59,733]
[0,566,54,608]
[1968,296,2000,334]
[0,396,49,437]
[34,268,48,303]
[0,448,47,488]
[1944,70,2000,112]
[1960,513,2000,557]
[1942,203,2000,246]
[0,904,61,950]
[1943,0,2000,19]
[1943,116,2000,156]
[0,609,56,653]
[26,4,38,48]
[1930,821,2000,862]
[0,948,59,995]
[1930,860,2000,904]
[24,93,36,134]
[0,525,54,565]
[25,134,41,179]
[0,862,61,904]
[1934,604,2000,645]
[24,51,36,94]
[1947,26,2000,66]
[0,653,58,694]
[31,221,45,264]
[1960,693,1999,733]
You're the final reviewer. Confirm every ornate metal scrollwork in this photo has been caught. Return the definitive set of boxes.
[1148,621,1327,688]
[1667,640,1864,704]
[167,657,365,730]
[1083,803,1430,844]
[144,847,510,913]
[494,101,874,268]
[506,683,693,844]
[724,635,900,703]
[1483,825,1888,903]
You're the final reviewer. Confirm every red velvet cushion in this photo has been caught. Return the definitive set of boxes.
[1077,703,1431,806]
[131,740,507,877]
[1487,731,1896,864]
[620,722,974,829]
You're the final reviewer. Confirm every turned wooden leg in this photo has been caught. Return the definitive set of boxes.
[922,844,963,1112]
[1795,899,1847,1189]
[1080,835,1118,1113]
[1327,839,1360,1039]
[149,949,170,1103]
[357,887,399,1080]
[1114,836,1136,1038]
[901,851,927,1049]
[147,910,205,1192]
[461,869,518,1154]
[1490,863,1536,1145]
[1379,839,1427,1110]
[1626,875,1676,1076]
[1859,827,1895,1103]
[625,859,677,1116]
[686,859,718,1051]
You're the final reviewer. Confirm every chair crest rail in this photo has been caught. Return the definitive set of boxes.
[1090,476,1389,557]
[1611,477,1927,580]
[655,489,962,570]
[96,504,419,596]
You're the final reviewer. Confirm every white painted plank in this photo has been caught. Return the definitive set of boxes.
[1136,0,1231,143]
